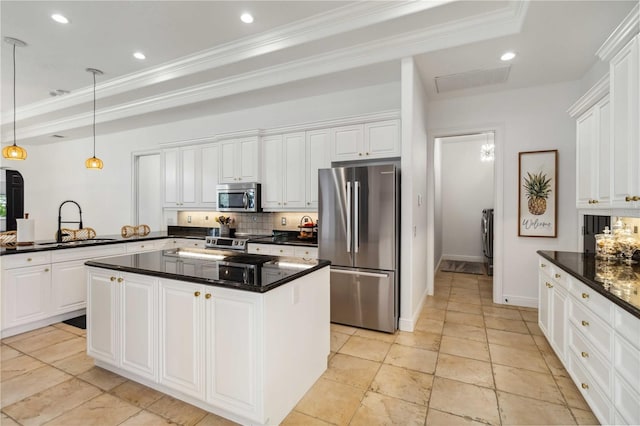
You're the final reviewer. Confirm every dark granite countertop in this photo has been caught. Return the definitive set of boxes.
[537,251,640,319]
[0,226,215,256]
[85,248,330,293]
[247,230,317,247]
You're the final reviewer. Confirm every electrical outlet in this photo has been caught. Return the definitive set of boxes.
[187,216,192,223]
[281,217,287,226]
[205,215,209,220]
[252,215,257,222]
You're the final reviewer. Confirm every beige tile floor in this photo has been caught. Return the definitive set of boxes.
[1,269,599,425]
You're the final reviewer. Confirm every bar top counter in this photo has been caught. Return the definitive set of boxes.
[537,250,640,319]
[86,247,330,293]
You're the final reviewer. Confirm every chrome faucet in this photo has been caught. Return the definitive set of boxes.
[57,200,83,242]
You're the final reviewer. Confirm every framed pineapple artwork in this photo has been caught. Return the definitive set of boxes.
[518,150,558,237]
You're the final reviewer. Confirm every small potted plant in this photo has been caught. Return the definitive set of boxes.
[215,215,234,237]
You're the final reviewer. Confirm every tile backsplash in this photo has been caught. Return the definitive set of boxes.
[176,211,318,234]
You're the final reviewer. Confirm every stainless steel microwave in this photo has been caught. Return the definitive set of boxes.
[216,182,261,212]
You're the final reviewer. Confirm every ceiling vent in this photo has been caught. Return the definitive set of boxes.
[434,65,511,94]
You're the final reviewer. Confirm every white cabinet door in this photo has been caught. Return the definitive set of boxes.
[180,146,199,207]
[159,279,205,398]
[206,287,259,414]
[87,269,118,364]
[283,132,306,208]
[163,148,180,207]
[331,124,363,161]
[306,129,331,209]
[364,120,400,159]
[262,135,284,209]
[538,273,552,337]
[239,137,260,182]
[2,265,51,328]
[596,97,611,205]
[611,36,640,207]
[51,260,86,315]
[551,284,568,360]
[576,109,597,208]
[219,140,239,183]
[120,272,157,380]
[201,143,219,207]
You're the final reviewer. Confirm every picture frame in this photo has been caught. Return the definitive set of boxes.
[518,150,558,238]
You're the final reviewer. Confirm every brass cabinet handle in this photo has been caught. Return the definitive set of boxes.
[366,152,370,155]
[358,153,363,156]
[307,202,310,205]
[194,243,199,246]
[27,258,32,262]
[140,245,144,248]
[581,320,589,327]
[626,196,633,202]
[634,196,640,201]
[555,273,561,279]
[540,264,546,268]
[588,199,599,204]
[581,351,589,358]
[194,291,201,297]
[205,293,212,299]
[110,276,116,282]
[117,277,123,283]
[256,248,260,251]
[44,268,49,272]
[546,282,553,288]
[280,249,284,253]
[581,383,589,390]
[582,293,589,299]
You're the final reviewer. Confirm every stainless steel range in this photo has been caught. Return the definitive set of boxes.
[204,236,249,251]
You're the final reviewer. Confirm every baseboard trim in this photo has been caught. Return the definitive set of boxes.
[1,309,86,339]
[442,255,484,263]
[398,286,428,332]
[500,294,537,308]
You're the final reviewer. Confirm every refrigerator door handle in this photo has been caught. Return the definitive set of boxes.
[330,268,389,279]
[346,182,352,253]
[354,181,360,253]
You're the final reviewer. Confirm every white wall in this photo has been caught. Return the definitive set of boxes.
[8,81,400,241]
[399,57,429,331]
[440,133,494,262]
[428,80,581,307]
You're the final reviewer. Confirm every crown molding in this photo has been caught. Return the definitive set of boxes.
[7,0,453,123]
[5,1,527,142]
[596,4,639,62]
[567,73,610,118]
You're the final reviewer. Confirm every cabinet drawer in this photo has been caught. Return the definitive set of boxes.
[568,323,611,392]
[568,297,612,358]
[125,240,163,253]
[614,373,640,425]
[294,246,317,259]
[614,306,640,347]
[247,244,271,255]
[1,252,52,268]
[614,334,640,393]
[175,238,205,249]
[568,352,613,425]
[568,278,613,324]
[272,245,295,257]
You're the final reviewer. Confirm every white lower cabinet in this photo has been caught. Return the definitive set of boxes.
[51,260,87,315]
[87,268,157,380]
[247,243,318,259]
[538,255,640,425]
[2,263,52,329]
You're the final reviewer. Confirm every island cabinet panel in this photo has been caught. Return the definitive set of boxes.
[206,287,261,415]
[159,279,205,398]
[88,269,157,380]
[87,269,118,364]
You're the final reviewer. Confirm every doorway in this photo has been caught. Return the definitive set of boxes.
[133,152,162,231]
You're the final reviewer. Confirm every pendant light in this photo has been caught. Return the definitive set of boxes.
[85,68,104,169]
[2,37,28,160]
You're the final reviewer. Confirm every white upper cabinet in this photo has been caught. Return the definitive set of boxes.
[200,143,220,207]
[575,95,610,208]
[219,137,260,184]
[162,147,200,208]
[610,35,639,207]
[330,119,400,161]
[262,130,328,211]
[305,129,331,209]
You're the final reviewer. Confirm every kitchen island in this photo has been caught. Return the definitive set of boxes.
[85,248,330,426]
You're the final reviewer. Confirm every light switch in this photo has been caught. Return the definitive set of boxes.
[187,216,192,223]
[418,194,422,206]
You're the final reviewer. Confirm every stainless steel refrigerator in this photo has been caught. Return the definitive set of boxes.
[318,164,399,333]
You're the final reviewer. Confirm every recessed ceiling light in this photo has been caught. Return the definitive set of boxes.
[500,51,516,61]
[240,13,254,24]
[133,51,146,60]
[51,14,69,24]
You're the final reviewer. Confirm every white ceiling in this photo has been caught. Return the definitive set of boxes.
[0,0,636,145]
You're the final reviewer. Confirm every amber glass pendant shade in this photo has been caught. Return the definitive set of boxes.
[85,156,103,169]
[2,144,27,160]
